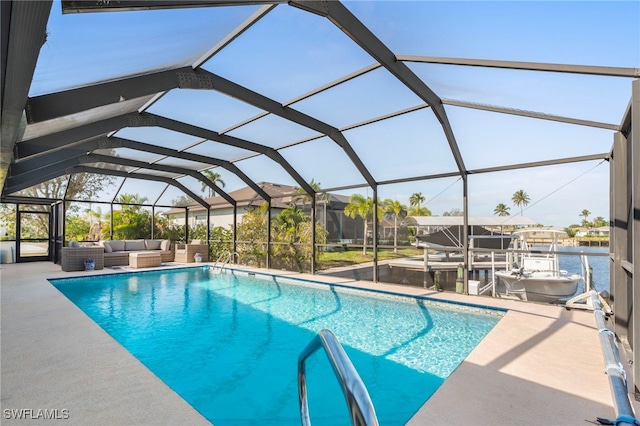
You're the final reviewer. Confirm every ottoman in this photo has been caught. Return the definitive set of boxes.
[129,251,162,268]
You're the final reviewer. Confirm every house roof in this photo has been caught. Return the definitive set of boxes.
[164,182,297,215]
[163,182,350,215]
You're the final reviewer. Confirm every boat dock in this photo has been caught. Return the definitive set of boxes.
[384,254,505,292]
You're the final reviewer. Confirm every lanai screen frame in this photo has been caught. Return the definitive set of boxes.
[1,0,638,396]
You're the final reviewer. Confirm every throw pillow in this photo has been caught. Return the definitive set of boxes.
[102,241,113,253]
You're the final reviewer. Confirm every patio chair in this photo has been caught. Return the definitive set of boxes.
[174,240,209,263]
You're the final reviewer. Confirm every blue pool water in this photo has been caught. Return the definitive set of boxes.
[51,267,504,425]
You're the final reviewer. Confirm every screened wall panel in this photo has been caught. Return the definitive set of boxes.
[197,168,247,195]
[147,89,264,133]
[114,127,201,150]
[201,5,374,102]
[447,107,614,170]
[225,114,321,149]
[29,4,261,96]
[10,176,71,199]
[82,163,137,174]
[66,173,118,201]
[89,176,125,203]
[155,186,194,207]
[292,67,425,129]
[233,156,299,188]
[130,169,182,179]
[278,137,367,189]
[376,178,463,218]
[345,108,456,181]
[466,161,609,227]
[92,148,164,164]
[407,63,632,124]
[345,2,638,66]
[115,178,168,204]
[155,157,213,172]
[184,140,255,162]
[175,175,214,201]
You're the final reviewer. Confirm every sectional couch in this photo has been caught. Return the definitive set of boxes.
[99,239,173,267]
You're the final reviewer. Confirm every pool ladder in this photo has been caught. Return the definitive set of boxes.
[212,251,238,273]
[298,329,379,426]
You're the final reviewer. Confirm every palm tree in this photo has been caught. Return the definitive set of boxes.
[293,178,324,207]
[201,170,225,198]
[409,192,431,216]
[384,199,407,253]
[494,203,511,216]
[409,205,432,216]
[116,193,148,212]
[593,216,607,227]
[409,192,425,210]
[293,179,330,234]
[344,194,382,255]
[580,209,591,227]
[511,190,530,216]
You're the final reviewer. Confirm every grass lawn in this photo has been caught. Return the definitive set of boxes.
[317,247,422,270]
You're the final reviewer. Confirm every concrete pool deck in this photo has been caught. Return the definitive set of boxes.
[1,261,638,425]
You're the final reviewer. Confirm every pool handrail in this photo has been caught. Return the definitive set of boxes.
[220,251,238,270]
[212,251,239,272]
[298,329,379,426]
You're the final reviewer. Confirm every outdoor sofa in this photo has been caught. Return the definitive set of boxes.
[61,245,106,272]
[98,239,173,267]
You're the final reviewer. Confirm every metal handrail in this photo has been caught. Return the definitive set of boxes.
[590,291,639,426]
[298,329,378,426]
[212,251,238,272]
[211,252,227,270]
[220,251,238,270]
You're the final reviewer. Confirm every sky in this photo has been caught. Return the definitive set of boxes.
[24,1,640,228]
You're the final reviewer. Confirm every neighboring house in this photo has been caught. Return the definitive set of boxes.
[163,182,362,243]
[592,226,610,237]
[574,227,589,237]
[379,218,396,240]
[575,226,610,237]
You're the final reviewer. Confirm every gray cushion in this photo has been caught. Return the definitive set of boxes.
[103,241,113,253]
[160,240,171,251]
[191,239,202,244]
[69,240,79,248]
[145,239,162,250]
[124,240,146,251]
[109,240,125,252]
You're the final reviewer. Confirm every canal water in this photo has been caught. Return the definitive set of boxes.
[554,246,610,294]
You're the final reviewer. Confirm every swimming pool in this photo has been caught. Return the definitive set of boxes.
[51,267,504,425]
